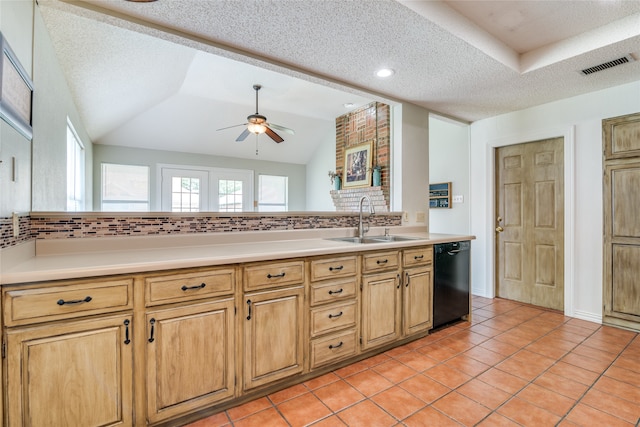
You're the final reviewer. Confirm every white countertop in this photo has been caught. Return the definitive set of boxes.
[0,227,474,284]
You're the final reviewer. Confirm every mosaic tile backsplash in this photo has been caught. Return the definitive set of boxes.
[0,213,402,249]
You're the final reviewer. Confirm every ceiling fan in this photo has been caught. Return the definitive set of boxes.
[217,84,295,143]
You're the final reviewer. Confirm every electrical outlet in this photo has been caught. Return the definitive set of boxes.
[403,211,409,222]
[416,211,425,223]
[453,195,464,203]
[12,212,19,238]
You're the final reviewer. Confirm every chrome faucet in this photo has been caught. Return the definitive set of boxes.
[358,195,375,239]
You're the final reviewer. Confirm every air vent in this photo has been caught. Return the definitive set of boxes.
[580,55,635,75]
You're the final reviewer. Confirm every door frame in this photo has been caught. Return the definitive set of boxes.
[484,126,576,317]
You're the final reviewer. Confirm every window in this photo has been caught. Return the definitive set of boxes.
[66,119,85,210]
[160,167,209,212]
[102,163,150,211]
[258,175,288,212]
[159,165,253,212]
[218,179,244,212]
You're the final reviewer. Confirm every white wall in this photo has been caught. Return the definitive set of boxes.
[93,144,306,211]
[305,129,337,211]
[470,80,640,323]
[392,103,430,226]
[32,5,93,211]
[429,115,470,234]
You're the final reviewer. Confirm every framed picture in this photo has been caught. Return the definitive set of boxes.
[343,141,373,188]
[0,32,34,140]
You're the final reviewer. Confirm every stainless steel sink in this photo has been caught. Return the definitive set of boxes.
[326,235,420,244]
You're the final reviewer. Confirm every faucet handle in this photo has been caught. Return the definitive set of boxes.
[364,223,370,234]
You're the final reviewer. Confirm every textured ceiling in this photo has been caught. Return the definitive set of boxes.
[38,0,640,164]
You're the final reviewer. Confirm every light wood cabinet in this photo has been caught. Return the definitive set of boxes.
[5,314,134,427]
[361,270,402,349]
[603,113,640,331]
[243,286,305,390]
[2,277,135,427]
[402,246,433,336]
[308,255,359,370]
[403,266,433,335]
[145,299,235,424]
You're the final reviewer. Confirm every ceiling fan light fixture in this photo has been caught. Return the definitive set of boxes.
[248,123,266,134]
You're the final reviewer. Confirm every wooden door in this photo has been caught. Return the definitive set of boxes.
[403,266,433,336]
[603,112,640,329]
[145,299,235,424]
[361,272,401,350]
[495,138,564,310]
[5,315,133,427]
[243,286,304,390]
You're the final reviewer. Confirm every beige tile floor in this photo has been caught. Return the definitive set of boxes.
[185,296,640,427]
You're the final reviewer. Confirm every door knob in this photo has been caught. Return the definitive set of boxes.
[496,226,504,233]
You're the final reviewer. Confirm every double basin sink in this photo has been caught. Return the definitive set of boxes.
[326,235,420,245]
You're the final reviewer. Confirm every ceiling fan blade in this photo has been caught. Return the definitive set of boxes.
[216,123,247,131]
[266,122,295,135]
[236,128,250,142]
[265,126,284,143]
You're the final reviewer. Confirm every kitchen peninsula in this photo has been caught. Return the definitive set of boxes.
[1,225,473,427]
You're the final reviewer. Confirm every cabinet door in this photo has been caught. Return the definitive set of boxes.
[361,272,401,350]
[5,314,133,427]
[403,267,433,336]
[243,286,304,390]
[145,299,235,424]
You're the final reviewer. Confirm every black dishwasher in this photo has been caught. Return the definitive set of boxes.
[433,241,471,328]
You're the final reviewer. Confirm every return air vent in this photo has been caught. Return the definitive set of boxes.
[580,55,635,75]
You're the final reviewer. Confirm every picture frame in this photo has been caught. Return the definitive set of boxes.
[0,31,34,140]
[343,141,373,188]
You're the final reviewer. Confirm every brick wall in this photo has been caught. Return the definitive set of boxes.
[335,102,390,209]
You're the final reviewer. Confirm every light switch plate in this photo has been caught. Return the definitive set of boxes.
[403,211,409,222]
[12,212,19,238]
[416,211,425,223]
[453,195,464,203]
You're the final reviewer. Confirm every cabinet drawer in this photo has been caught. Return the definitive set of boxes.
[310,300,357,337]
[310,256,357,282]
[145,267,235,306]
[403,246,433,267]
[310,329,358,369]
[363,251,399,273]
[310,278,357,306]
[244,260,305,291]
[4,278,133,326]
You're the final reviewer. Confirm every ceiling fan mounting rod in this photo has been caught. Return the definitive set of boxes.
[253,84,261,114]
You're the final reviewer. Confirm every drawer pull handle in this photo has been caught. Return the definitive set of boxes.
[181,283,206,291]
[329,341,343,350]
[329,265,344,271]
[414,255,424,260]
[148,318,156,343]
[57,296,92,306]
[376,259,388,265]
[397,274,401,289]
[246,300,252,320]
[124,319,131,345]
[267,272,286,279]
[328,311,343,319]
[405,272,410,287]
[328,288,343,295]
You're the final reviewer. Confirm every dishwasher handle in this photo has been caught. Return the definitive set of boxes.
[447,249,461,255]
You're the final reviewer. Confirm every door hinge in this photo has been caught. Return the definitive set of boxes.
[234,306,237,315]
[360,282,363,291]
[359,336,362,344]
[1,340,5,359]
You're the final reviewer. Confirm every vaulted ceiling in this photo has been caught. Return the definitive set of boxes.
[38,0,640,164]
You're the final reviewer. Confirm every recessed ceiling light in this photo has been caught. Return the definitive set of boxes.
[343,103,355,108]
[376,68,395,78]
